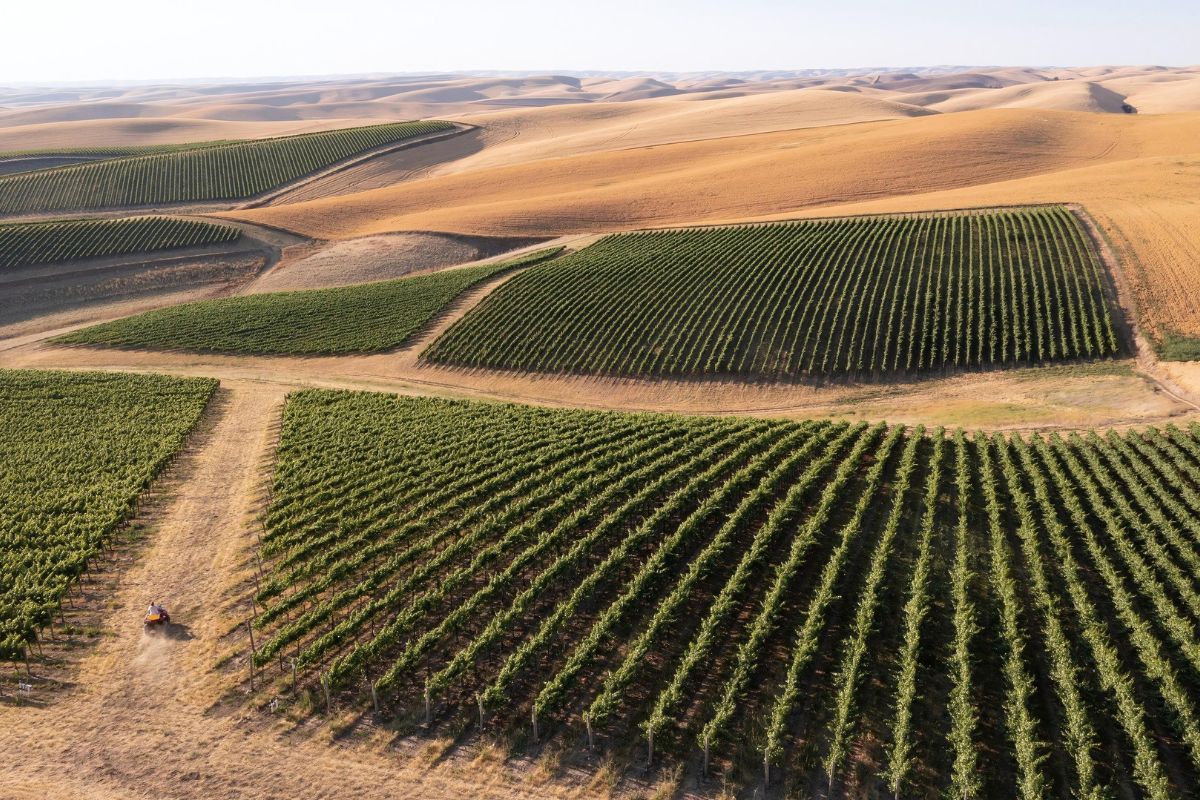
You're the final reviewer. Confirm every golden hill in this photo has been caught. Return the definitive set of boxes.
[227,107,1200,344]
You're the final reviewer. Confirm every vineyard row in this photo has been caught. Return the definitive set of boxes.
[249,392,1200,796]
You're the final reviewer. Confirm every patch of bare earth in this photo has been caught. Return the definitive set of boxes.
[246,231,550,293]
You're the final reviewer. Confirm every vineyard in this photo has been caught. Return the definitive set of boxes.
[0,140,237,168]
[0,370,216,662]
[425,206,1121,380]
[59,248,562,355]
[0,216,242,270]
[251,391,1200,796]
[0,120,453,215]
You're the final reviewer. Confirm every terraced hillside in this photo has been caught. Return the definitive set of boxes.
[0,120,453,215]
[253,391,1200,797]
[0,216,241,269]
[0,370,216,661]
[59,248,562,355]
[425,207,1120,380]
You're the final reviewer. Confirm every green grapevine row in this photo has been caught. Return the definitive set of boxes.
[60,248,563,354]
[247,392,1200,795]
[0,369,215,661]
[0,120,453,214]
[0,215,240,270]
[425,207,1120,380]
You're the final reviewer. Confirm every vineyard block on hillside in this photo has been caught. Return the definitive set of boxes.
[0,370,216,661]
[252,391,1199,795]
[425,206,1120,379]
[59,247,563,354]
[0,216,241,270]
[0,120,453,214]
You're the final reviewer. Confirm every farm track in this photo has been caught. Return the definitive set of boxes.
[0,381,589,800]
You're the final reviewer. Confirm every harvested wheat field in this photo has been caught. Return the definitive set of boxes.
[3,24,1200,800]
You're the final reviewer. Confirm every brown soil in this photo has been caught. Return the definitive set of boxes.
[0,250,266,329]
[246,231,551,293]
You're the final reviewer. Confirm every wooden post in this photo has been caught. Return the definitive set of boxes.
[424,684,431,726]
[647,730,654,767]
[703,734,710,777]
[763,753,770,788]
[246,621,256,691]
[371,681,379,715]
[585,715,594,750]
[531,707,539,741]
[322,674,331,712]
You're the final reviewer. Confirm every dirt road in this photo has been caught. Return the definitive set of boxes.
[0,380,611,799]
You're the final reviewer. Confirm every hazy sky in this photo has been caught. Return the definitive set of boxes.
[4,0,1196,83]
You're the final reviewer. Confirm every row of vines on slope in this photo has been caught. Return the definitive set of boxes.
[0,369,216,662]
[248,391,1200,797]
[0,216,241,270]
[0,120,453,215]
[425,206,1119,380]
[59,248,563,355]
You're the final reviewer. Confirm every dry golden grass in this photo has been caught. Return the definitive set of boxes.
[226,106,1200,347]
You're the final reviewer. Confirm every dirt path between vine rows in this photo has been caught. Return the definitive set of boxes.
[0,382,611,799]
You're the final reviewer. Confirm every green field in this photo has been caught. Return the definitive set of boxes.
[0,139,236,165]
[0,216,241,270]
[425,207,1120,380]
[0,120,453,215]
[253,390,1200,796]
[0,370,216,661]
[58,248,562,354]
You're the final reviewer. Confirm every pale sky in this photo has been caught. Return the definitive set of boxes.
[4,0,1196,84]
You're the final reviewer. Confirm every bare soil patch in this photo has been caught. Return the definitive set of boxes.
[247,231,548,293]
[0,248,267,330]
